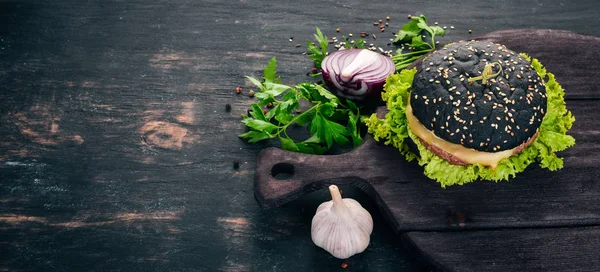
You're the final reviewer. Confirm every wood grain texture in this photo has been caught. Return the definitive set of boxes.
[404,227,600,272]
[1,0,600,271]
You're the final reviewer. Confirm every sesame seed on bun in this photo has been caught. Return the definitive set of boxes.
[410,40,547,153]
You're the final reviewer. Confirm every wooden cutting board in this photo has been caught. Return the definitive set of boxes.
[403,227,600,271]
[254,29,600,233]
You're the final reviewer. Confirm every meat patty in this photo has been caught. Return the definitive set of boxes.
[417,131,539,166]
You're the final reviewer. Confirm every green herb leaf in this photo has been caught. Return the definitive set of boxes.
[280,137,299,152]
[326,118,350,146]
[354,39,366,49]
[315,27,328,55]
[341,35,366,49]
[254,91,272,102]
[264,82,291,96]
[410,35,429,50]
[392,15,445,72]
[246,76,263,89]
[264,57,277,83]
[430,26,445,36]
[296,142,328,154]
[313,84,339,106]
[295,109,315,126]
[346,100,358,111]
[265,104,279,119]
[239,131,273,143]
[348,111,363,147]
[303,133,322,144]
[242,118,279,133]
[254,80,291,107]
[275,107,294,125]
[393,16,425,44]
[250,104,267,121]
[320,102,336,117]
[416,21,430,33]
[311,113,349,148]
[307,27,329,68]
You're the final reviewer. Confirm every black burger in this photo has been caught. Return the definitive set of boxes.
[365,40,575,186]
[408,40,546,168]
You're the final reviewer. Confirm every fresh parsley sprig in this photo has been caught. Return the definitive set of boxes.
[341,35,366,49]
[306,27,366,74]
[392,15,445,71]
[240,57,363,154]
[306,27,329,69]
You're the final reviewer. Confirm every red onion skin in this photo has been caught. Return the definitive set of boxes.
[321,49,395,102]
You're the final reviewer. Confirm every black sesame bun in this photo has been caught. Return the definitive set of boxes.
[409,40,547,154]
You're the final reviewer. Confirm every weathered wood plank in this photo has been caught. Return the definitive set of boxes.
[404,227,600,272]
[1,0,600,271]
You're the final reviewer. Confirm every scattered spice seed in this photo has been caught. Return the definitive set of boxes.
[360,32,367,37]
[469,29,473,34]
[373,21,379,26]
[295,43,301,47]
[262,109,267,114]
[372,34,377,39]
[225,104,231,112]
[235,87,242,94]
[380,28,385,32]
[341,262,349,269]
[336,27,340,32]
[266,102,273,108]
[328,39,335,44]
[408,14,412,19]
[248,90,255,97]
[386,16,391,20]
[311,67,318,74]
[378,19,383,23]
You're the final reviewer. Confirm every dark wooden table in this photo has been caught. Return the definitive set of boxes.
[1,1,599,271]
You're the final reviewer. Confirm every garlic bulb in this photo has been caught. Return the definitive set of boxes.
[311,185,373,259]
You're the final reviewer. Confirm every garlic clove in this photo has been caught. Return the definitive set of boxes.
[311,185,373,259]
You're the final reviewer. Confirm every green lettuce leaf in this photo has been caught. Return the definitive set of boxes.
[365,56,576,187]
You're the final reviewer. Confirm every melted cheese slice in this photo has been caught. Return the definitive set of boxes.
[406,101,514,169]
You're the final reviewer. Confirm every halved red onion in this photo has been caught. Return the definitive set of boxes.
[321,49,395,101]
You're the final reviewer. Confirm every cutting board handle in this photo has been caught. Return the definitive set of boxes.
[254,146,369,208]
